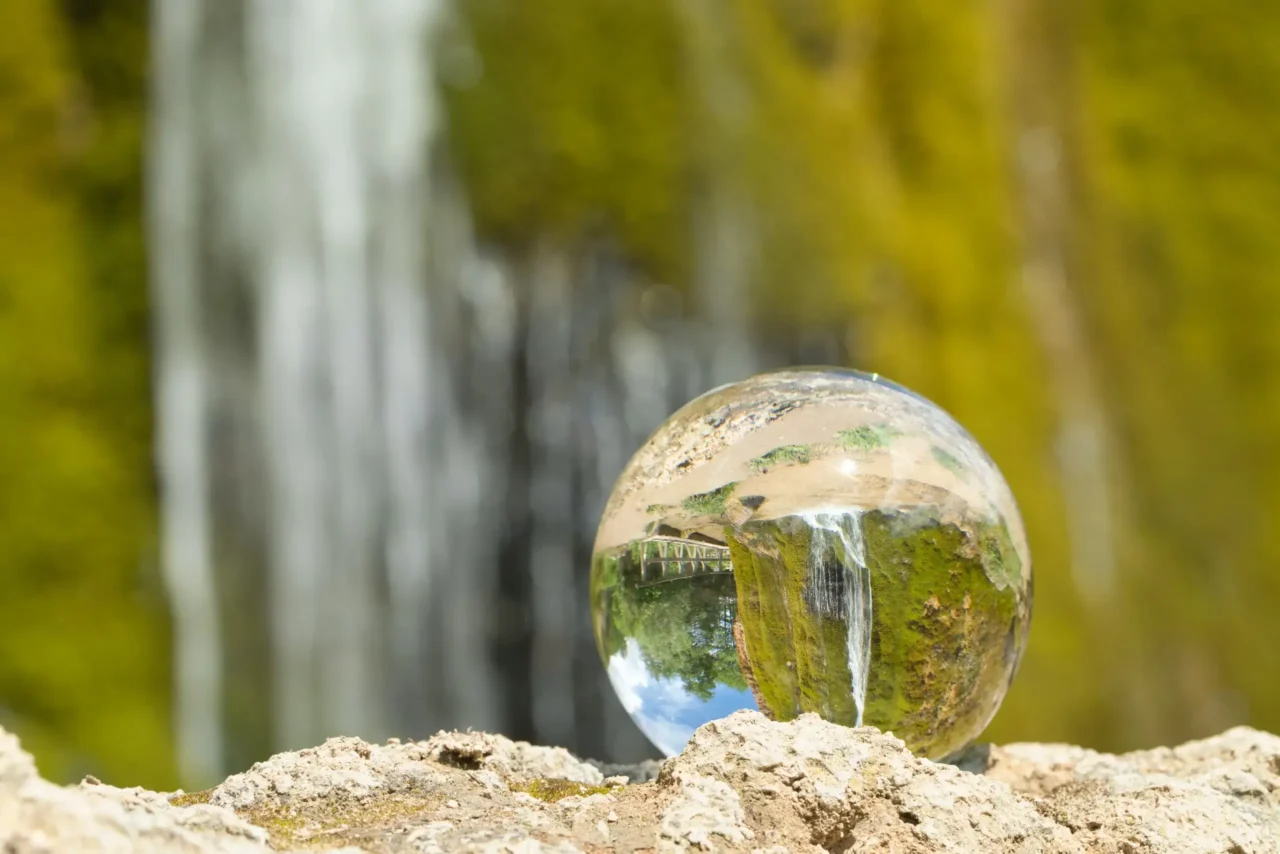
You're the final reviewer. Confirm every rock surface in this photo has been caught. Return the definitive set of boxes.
[2,711,1278,853]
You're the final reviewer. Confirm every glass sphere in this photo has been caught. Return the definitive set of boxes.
[590,367,1032,760]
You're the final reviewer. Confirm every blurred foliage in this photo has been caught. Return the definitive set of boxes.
[441,0,695,283]
[1071,0,1280,746]
[3,0,1280,786]
[0,0,171,787]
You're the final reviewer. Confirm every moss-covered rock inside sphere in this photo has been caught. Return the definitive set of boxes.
[860,508,1025,758]
[722,508,1026,759]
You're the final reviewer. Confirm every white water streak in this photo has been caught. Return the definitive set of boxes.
[150,0,224,784]
[245,0,450,749]
[800,511,873,726]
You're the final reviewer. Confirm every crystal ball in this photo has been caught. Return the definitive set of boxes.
[590,367,1032,759]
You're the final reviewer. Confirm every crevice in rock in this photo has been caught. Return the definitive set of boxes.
[434,749,485,771]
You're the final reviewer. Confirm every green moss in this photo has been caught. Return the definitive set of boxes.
[860,509,1023,759]
[749,444,814,471]
[442,0,693,283]
[727,517,857,726]
[237,790,442,850]
[979,520,1024,590]
[681,482,738,516]
[930,446,967,477]
[838,425,897,451]
[817,611,858,726]
[509,778,617,802]
[777,522,823,716]
[726,527,798,718]
[169,789,214,808]
[727,508,1025,758]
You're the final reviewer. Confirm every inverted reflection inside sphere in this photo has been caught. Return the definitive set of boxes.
[590,368,1032,760]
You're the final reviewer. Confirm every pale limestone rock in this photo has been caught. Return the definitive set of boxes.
[420,731,603,785]
[209,735,449,810]
[0,726,36,789]
[668,710,1080,853]
[657,772,754,850]
[1,775,266,854]
[2,712,1279,853]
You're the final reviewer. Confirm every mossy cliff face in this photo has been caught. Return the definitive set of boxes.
[726,518,857,728]
[860,508,1027,759]
[725,509,1027,760]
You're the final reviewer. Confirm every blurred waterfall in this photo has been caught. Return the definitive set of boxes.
[149,0,787,784]
[151,0,459,782]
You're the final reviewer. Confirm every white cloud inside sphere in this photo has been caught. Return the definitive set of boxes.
[606,639,698,756]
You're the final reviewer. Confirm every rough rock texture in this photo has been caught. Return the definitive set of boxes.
[586,758,662,784]
[3,712,1279,853]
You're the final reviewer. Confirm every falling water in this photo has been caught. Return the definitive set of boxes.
[800,511,873,726]
[150,0,487,778]
[149,0,793,784]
